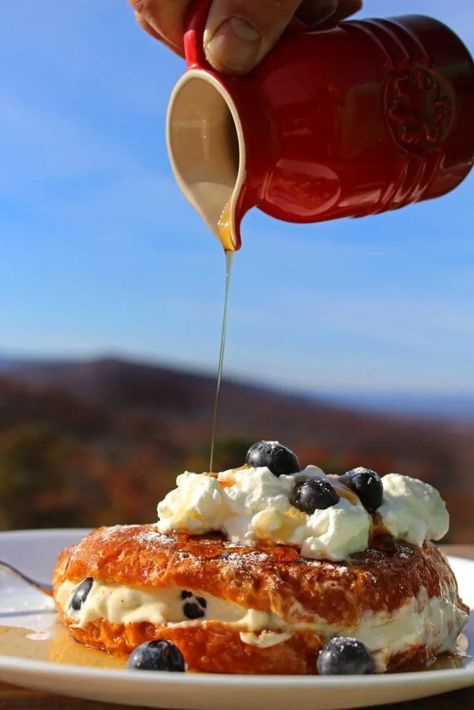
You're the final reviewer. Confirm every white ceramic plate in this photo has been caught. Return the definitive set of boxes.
[0,529,472,710]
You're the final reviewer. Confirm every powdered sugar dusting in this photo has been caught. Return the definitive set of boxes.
[134,527,173,546]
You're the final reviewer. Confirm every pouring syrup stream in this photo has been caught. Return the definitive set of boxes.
[209,250,234,472]
[209,200,235,472]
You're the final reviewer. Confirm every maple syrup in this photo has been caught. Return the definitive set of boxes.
[216,199,235,253]
[327,476,360,506]
[209,200,237,472]
[369,512,394,545]
[209,249,234,472]
[0,624,125,669]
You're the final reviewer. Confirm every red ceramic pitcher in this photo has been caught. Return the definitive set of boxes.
[167,0,474,250]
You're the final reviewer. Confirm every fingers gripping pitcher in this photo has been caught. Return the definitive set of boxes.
[167,0,474,250]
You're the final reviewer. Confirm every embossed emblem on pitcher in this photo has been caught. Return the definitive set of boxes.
[385,67,454,153]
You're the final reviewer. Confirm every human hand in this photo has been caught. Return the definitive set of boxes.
[130,0,362,74]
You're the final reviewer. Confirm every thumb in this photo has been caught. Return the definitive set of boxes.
[204,0,303,74]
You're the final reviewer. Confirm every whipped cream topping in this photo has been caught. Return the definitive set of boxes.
[157,467,449,561]
[378,473,449,546]
[57,580,467,671]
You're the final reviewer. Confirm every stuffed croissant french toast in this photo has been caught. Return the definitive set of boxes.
[53,441,469,675]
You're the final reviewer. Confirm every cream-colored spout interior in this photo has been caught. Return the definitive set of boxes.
[167,70,245,251]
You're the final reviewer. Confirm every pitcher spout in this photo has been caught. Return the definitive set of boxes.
[167,70,248,251]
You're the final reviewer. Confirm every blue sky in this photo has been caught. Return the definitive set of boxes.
[0,0,473,396]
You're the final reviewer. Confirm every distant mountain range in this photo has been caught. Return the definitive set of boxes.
[319,392,474,421]
[1,353,473,421]
[0,354,473,540]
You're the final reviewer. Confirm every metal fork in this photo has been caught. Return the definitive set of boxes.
[0,560,53,597]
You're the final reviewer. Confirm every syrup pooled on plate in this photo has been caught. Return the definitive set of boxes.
[0,624,125,669]
[0,622,469,673]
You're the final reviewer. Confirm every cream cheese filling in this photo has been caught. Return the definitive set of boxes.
[57,580,468,671]
[56,580,283,631]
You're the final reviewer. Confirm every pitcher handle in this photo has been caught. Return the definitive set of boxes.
[184,0,213,69]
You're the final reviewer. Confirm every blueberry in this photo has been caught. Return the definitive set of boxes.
[70,577,93,611]
[341,467,383,513]
[290,477,339,514]
[183,601,205,619]
[246,441,300,476]
[127,640,185,672]
[317,637,375,675]
[180,592,207,618]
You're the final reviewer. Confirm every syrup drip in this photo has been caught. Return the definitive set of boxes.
[327,476,360,506]
[217,199,235,252]
[369,512,394,545]
[209,199,237,472]
[209,249,234,472]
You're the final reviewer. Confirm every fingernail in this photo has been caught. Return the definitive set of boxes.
[298,0,338,27]
[205,18,261,73]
